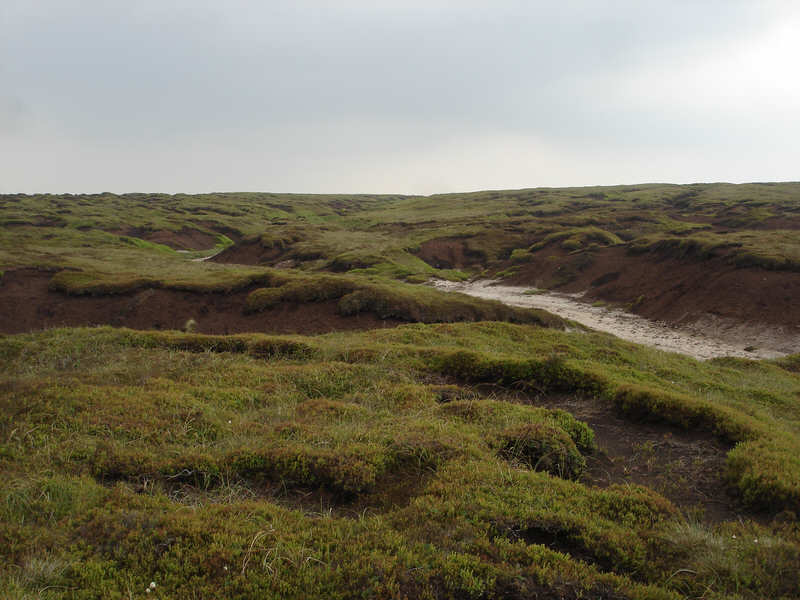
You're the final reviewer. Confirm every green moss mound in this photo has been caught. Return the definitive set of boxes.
[498,422,586,479]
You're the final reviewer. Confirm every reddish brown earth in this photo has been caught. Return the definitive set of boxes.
[504,245,800,329]
[416,238,485,270]
[541,395,741,523]
[0,269,400,335]
[111,227,219,251]
[469,385,750,524]
[211,239,286,265]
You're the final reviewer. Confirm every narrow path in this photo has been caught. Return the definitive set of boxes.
[432,279,787,360]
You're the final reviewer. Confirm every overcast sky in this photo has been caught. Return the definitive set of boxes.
[2,1,799,194]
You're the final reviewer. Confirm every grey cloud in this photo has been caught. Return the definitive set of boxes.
[1,1,798,192]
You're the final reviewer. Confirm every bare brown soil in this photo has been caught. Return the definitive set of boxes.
[0,269,400,335]
[474,385,748,524]
[111,227,219,250]
[416,238,485,270]
[505,245,800,330]
[547,397,740,523]
[210,239,286,265]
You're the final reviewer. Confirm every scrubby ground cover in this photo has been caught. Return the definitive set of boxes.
[1,324,800,599]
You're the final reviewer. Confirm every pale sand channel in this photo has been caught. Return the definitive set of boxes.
[431,279,796,361]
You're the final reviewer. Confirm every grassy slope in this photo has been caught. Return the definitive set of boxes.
[1,325,799,599]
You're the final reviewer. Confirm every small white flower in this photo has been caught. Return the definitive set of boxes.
[150,582,157,589]
[228,420,232,424]
[732,534,737,539]
[754,538,758,543]
[224,565,228,571]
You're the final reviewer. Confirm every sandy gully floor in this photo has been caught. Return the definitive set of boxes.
[432,279,798,360]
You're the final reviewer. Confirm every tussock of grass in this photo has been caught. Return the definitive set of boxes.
[657,520,800,599]
[630,232,800,271]
[612,384,757,443]
[259,229,305,249]
[49,267,292,296]
[427,350,608,395]
[628,234,740,260]
[243,272,565,326]
[119,236,177,254]
[49,270,159,296]
[245,275,358,311]
[498,422,586,479]
[123,329,318,360]
[509,247,531,263]
[337,283,557,324]
[530,226,623,252]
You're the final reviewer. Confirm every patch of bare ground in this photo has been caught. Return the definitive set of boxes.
[415,237,485,270]
[210,239,287,265]
[0,269,401,335]
[472,384,750,524]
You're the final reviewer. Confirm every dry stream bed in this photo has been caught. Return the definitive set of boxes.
[432,279,796,360]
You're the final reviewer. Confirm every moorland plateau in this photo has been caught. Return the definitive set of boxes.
[1,183,799,598]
